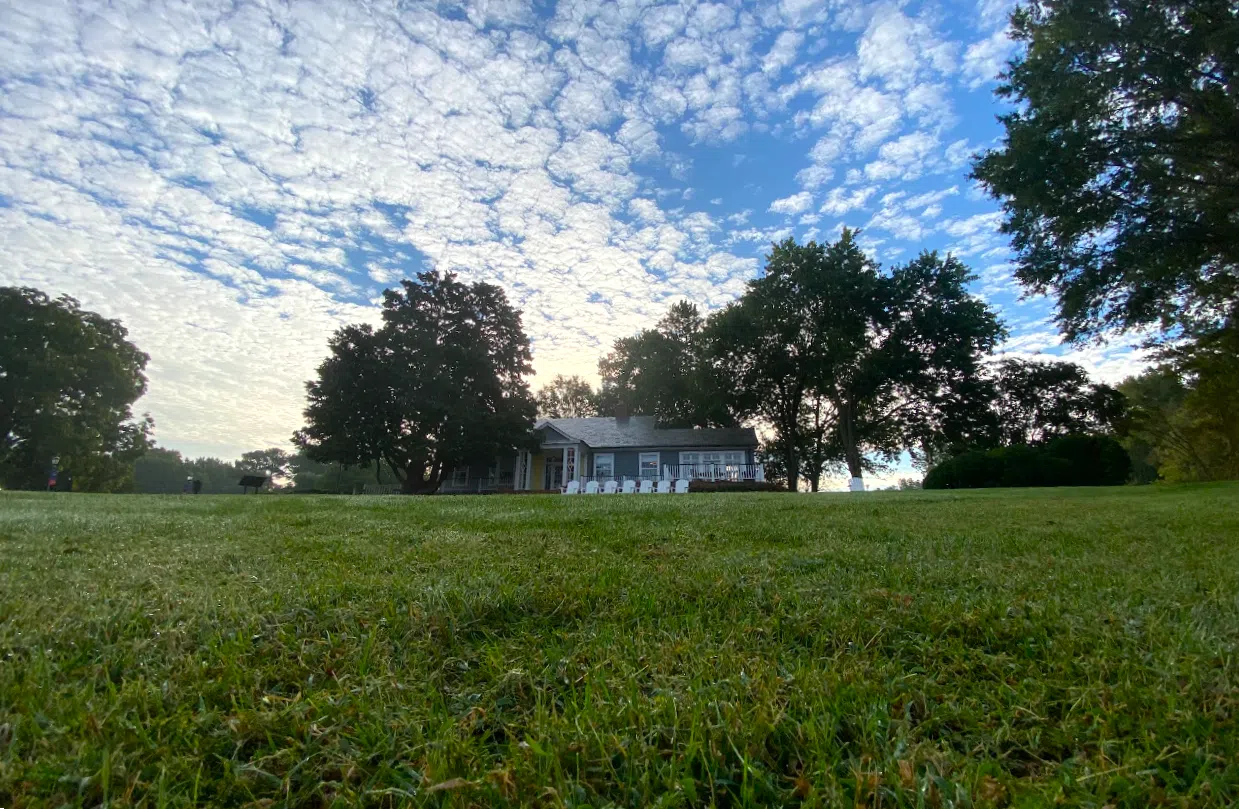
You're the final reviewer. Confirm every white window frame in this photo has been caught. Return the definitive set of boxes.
[639,452,660,478]
[593,452,615,479]
[451,466,469,485]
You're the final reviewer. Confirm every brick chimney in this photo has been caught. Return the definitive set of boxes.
[615,402,629,425]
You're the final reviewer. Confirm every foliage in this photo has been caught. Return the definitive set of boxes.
[287,452,393,493]
[0,286,152,491]
[989,358,1125,445]
[1120,327,1239,481]
[295,271,537,494]
[923,434,1131,488]
[971,0,1239,342]
[2,486,1237,807]
[709,233,1003,490]
[534,374,600,418]
[598,301,736,428]
[238,447,293,485]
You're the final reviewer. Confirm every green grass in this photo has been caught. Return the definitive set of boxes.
[1,485,1237,808]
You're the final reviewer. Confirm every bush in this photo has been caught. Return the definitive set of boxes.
[688,480,787,493]
[924,435,1131,489]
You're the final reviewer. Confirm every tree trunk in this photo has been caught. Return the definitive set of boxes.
[838,405,864,484]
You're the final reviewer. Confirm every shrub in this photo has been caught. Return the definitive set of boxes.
[688,480,787,493]
[924,434,1131,489]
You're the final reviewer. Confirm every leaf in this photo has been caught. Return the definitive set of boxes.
[898,759,915,789]
[425,777,472,793]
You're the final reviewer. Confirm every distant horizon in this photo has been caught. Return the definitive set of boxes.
[0,0,1150,476]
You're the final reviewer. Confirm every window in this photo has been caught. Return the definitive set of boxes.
[593,453,615,479]
[680,451,745,466]
[639,452,660,478]
[451,466,469,485]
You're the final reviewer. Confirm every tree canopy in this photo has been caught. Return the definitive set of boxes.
[0,286,151,491]
[988,358,1126,446]
[535,375,600,418]
[598,301,736,428]
[708,232,1003,491]
[294,271,537,493]
[971,0,1239,342]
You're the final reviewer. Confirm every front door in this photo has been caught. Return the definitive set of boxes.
[544,455,563,490]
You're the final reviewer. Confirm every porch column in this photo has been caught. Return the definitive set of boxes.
[562,446,568,489]
[524,451,533,490]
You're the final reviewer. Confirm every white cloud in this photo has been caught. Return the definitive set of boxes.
[963,29,1018,88]
[762,31,803,74]
[769,191,814,215]
[819,186,878,216]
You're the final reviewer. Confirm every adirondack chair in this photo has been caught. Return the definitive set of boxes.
[621,480,636,494]
[638,480,654,494]
[603,480,619,494]
[674,479,690,494]
[584,481,600,494]
[564,480,580,494]
[656,480,671,494]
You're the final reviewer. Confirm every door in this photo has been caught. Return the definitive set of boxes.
[544,455,564,490]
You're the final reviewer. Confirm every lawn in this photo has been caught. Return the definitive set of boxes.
[1,485,1236,808]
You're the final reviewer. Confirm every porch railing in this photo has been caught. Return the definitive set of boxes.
[570,464,765,488]
[440,474,516,493]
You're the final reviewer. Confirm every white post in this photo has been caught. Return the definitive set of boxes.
[561,447,568,490]
[525,451,533,490]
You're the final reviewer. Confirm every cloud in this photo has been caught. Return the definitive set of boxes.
[0,0,1142,460]
[819,186,878,216]
[769,191,814,215]
[963,29,1019,88]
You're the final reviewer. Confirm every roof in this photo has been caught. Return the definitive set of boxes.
[536,416,759,449]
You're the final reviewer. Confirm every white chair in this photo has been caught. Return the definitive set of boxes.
[674,479,690,494]
[621,480,636,494]
[656,480,671,494]
[603,480,618,494]
[584,481,600,494]
[564,480,580,495]
[638,480,654,494]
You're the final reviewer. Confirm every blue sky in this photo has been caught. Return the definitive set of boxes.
[0,0,1147,483]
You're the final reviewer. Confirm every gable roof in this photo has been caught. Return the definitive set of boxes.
[536,416,759,449]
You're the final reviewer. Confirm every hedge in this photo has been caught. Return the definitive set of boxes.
[924,434,1131,489]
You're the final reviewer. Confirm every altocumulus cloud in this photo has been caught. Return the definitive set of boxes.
[0,0,1143,459]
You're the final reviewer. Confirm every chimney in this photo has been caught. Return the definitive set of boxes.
[615,402,629,425]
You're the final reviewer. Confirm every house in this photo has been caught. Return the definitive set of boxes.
[439,412,763,493]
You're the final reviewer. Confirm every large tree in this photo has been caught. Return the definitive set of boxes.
[598,301,736,428]
[535,375,600,418]
[971,0,1239,342]
[988,358,1126,446]
[238,447,294,486]
[709,233,1003,491]
[294,271,537,494]
[0,287,151,491]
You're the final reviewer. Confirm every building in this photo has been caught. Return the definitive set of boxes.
[440,413,763,493]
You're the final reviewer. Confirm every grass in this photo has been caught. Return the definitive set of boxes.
[1,485,1236,808]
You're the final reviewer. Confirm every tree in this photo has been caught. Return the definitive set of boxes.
[971,0,1239,343]
[287,452,388,493]
[1120,329,1239,481]
[599,302,736,428]
[708,233,1003,491]
[1,287,152,491]
[294,271,537,494]
[535,375,600,418]
[989,358,1126,445]
[238,447,293,486]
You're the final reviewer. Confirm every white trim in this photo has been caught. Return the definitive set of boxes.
[639,452,660,478]
[593,452,615,478]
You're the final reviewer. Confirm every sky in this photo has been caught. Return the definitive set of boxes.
[0,0,1149,481]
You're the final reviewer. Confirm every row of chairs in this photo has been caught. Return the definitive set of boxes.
[564,479,690,495]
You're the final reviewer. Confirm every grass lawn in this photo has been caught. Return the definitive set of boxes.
[1,485,1237,808]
